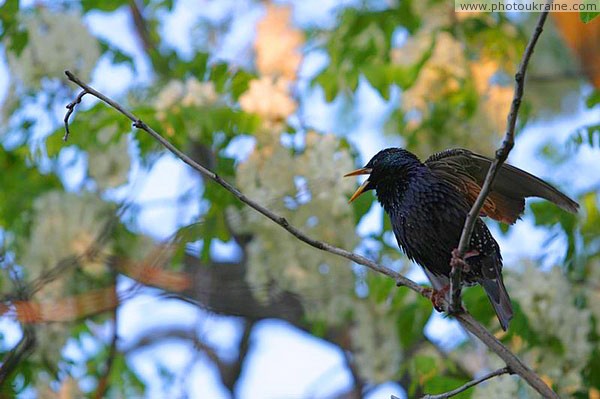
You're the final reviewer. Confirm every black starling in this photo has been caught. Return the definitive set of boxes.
[345,148,579,330]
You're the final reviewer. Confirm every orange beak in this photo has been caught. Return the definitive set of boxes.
[344,168,372,203]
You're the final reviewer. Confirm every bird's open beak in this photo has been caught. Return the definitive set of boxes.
[344,168,372,203]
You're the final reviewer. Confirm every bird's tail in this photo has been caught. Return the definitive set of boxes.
[481,277,513,331]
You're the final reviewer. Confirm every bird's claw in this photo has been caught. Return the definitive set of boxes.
[450,248,479,273]
[423,285,450,312]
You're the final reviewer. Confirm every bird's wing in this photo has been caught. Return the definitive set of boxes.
[425,148,579,224]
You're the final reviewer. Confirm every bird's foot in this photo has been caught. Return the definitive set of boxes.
[423,285,450,312]
[450,249,479,272]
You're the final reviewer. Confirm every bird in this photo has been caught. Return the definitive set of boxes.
[345,147,579,330]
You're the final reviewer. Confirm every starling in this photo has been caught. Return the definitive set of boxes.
[345,148,579,330]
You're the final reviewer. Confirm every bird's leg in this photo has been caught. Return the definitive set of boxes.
[451,248,479,273]
[432,285,450,312]
[449,248,479,313]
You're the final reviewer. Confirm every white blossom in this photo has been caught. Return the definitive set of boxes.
[472,374,519,398]
[154,80,185,111]
[395,32,466,116]
[154,78,218,112]
[587,259,600,337]
[88,128,130,189]
[6,9,100,89]
[350,299,402,382]
[229,133,358,323]
[506,264,592,395]
[20,191,114,285]
[181,77,218,107]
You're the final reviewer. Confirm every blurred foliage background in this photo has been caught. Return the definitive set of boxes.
[0,0,599,398]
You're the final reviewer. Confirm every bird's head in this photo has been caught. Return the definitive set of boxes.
[344,148,422,203]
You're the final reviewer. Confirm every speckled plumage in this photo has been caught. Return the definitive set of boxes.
[349,147,579,330]
[370,148,504,285]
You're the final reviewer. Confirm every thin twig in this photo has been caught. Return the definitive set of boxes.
[421,367,511,399]
[450,6,552,311]
[63,89,89,141]
[63,71,559,398]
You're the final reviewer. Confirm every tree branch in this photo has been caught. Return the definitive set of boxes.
[421,367,511,399]
[0,258,36,385]
[62,70,558,398]
[450,6,552,311]
[62,70,423,295]
[128,0,156,58]
[0,326,35,385]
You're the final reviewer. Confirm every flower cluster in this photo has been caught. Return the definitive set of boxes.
[389,5,517,153]
[17,191,113,369]
[154,77,218,118]
[350,299,403,382]
[228,133,357,324]
[473,373,520,397]
[586,259,600,337]
[88,126,130,189]
[394,32,466,119]
[20,191,115,288]
[6,9,100,89]
[505,265,592,396]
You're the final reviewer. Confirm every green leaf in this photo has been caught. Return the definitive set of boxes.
[500,301,539,345]
[0,150,62,237]
[172,51,210,80]
[530,200,578,264]
[109,354,146,394]
[586,90,600,108]
[98,39,135,69]
[312,2,420,101]
[0,0,29,56]
[367,273,399,303]
[0,0,19,16]
[81,0,126,12]
[230,70,256,100]
[424,376,473,399]
[462,285,495,328]
[363,33,434,98]
[208,63,231,94]
[382,208,393,233]
[584,348,600,388]
[9,29,28,56]
[414,354,437,376]
[397,295,432,348]
[0,0,19,38]
[580,11,600,23]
